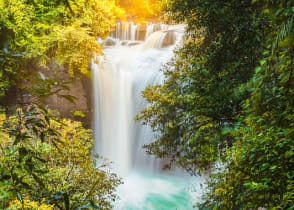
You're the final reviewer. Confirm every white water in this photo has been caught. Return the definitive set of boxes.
[92,23,205,209]
[92,45,171,174]
[110,22,140,41]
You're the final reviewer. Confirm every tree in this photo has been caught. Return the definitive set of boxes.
[138,0,264,173]
[0,1,124,209]
[200,1,294,208]
[0,0,123,104]
[0,105,122,209]
[138,0,293,208]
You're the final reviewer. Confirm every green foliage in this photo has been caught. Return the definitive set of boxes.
[138,0,294,208]
[8,199,54,209]
[138,0,264,173]
[0,105,122,209]
[200,1,294,208]
[0,0,122,102]
[72,110,86,118]
[0,1,124,208]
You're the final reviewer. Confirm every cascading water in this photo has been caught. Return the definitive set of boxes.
[92,23,205,209]
[110,21,140,41]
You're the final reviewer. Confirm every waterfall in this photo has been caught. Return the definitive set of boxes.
[110,21,173,42]
[93,23,184,175]
[145,22,169,39]
[110,21,140,41]
[92,23,204,209]
[145,22,155,39]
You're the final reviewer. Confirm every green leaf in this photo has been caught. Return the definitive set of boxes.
[60,94,77,103]
[255,66,262,74]
[17,192,23,203]
[259,59,266,65]
[270,165,277,171]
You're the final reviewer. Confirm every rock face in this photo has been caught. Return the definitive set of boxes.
[162,30,176,47]
[105,37,117,46]
[0,72,92,128]
[144,30,177,49]
[1,66,93,128]
[43,68,93,128]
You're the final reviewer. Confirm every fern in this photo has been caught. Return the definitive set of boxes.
[272,13,293,54]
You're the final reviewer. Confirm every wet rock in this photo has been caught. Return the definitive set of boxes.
[105,37,117,46]
[127,41,143,46]
[162,30,176,47]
